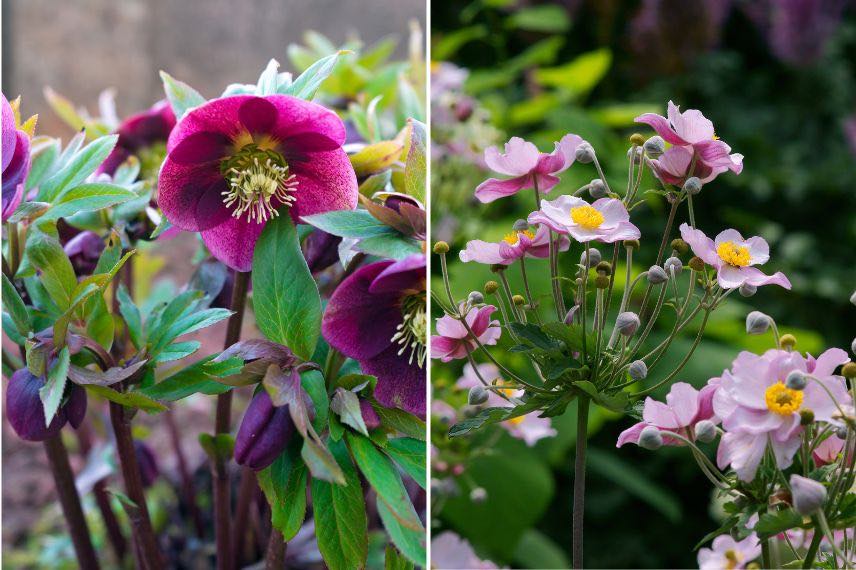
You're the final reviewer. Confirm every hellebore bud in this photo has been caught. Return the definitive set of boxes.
[484,281,499,295]
[6,369,87,442]
[433,241,450,254]
[595,261,612,276]
[468,386,489,405]
[512,219,529,231]
[643,135,665,158]
[616,312,640,337]
[629,360,648,381]
[670,238,688,256]
[841,362,856,379]
[359,400,382,431]
[580,248,601,268]
[688,256,706,272]
[594,275,610,289]
[745,311,771,335]
[647,265,668,284]
[467,291,484,305]
[694,420,717,443]
[134,441,160,488]
[682,177,702,196]
[512,294,525,306]
[785,370,807,390]
[624,239,640,250]
[470,487,488,503]
[739,283,757,297]
[304,229,342,273]
[799,409,815,426]
[780,334,797,350]
[664,257,683,278]
[63,231,105,276]
[564,305,579,325]
[235,390,296,471]
[789,474,826,516]
[638,426,663,450]
[575,142,595,164]
[589,178,607,199]
[629,133,646,146]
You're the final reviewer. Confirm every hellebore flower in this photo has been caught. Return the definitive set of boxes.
[303,229,342,273]
[529,196,641,243]
[2,93,31,221]
[134,440,160,488]
[474,134,583,203]
[6,368,87,442]
[459,224,570,265]
[635,100,743,183]
[63,230,105,276]
[158,95,358,271]
[431,304,501,363]
[714,348,851,481]
[617,382,718,448]
[680,223,791,290]
[431,531,499,570]
[322,254,426,416]
[235,389,296,471]
[98,100,176,177]
[697,533,761,570]
[457,363,556,446]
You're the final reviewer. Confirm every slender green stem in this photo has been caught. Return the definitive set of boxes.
[607,246,634,349]
[519,257,541,324]
[802,519,824,569]
[761,538,771,569]
[580,243,590,362]
[572,397,590,569]
[637,199,680,318]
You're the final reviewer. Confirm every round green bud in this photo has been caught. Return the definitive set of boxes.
[842,362,856,379]
[594,275,610,289]
[688,256,706,272]
[629,133,646,146]
[595,261,612,276]
[512,294,526,306]
[433,241,450,254]
[623,239,640,250]
[484,281,499,295]
[799,409,815,426]
[780,334,797,350]
[670,238,688,255]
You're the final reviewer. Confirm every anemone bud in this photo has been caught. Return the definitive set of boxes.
[594,275,610,289]
[638,426,663,450]
[624,239,640,250]
[836,425,849,439]
[469,487,488,503]
[629,133,646,146]
[664,257,683,278]
[785,370,807,391]
[627,146,642,165]
[780,334,797,350]
[789,475,826,516]
[851,337,856,356]
[512,219,529,231]
[580,248,601,268]
[629,360,648,381]
[647,265,668,284]
[616,312,640,337]
[467,291,484,305]
[575,142,595,164]
[694,420,716,443]
[484,281,499,295]
[595,261,612,276]
[433,241,450,254]
[799,409,815,425]
[682,177,702,195]
[589,179,607,199]
[468,386,489,405]
[564,305,579,325]
[643,135,665,158]
[512,294,525,306]
[842,362,856,379]
[739,283,757,297]
[688,256,706,272]
[745,311,771,335]
[670,238,688,256]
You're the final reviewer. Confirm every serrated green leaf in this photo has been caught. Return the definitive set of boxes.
[384,438,426,490]
[159,71,206,119]
[40,346,70,426]
[141,356,232,401]
[371,402,426,440]
[376,495,426,566]
[27,233,77,310]
[37,135,118,202]
[2,274,30,337]
[42,183,137,221]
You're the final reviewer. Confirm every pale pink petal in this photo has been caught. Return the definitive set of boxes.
[484,137,540,176]
[714,228,745,247]
[741,267,792,289]
[535,133,583,174]
[716,264,749,289]
[435,314,468,339]
[665,382,700,427]
[593,198,629,226]
[745,236,770,265]
[679,223,720,266]
[668,102,715,144]
[718,431,767,481]
[809,348,850,377]
[474,175,530,203]
[643,398,681,429]
[459,240,509,265]
[634,112,687,146]
[616,422,647,447]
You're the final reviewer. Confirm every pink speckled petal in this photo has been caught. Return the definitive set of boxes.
[157,156,230,231]
[288,149,358,223]
[200,215,265,272]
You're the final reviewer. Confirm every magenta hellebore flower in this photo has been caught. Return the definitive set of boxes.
[6,368,87,442]
[697,533,761,570]
[459,224,570,265]
[63,230,106,276]
[157,95,358,271]
[431,304,501,363]
[2,93,31,221]
[99,100,176,177]
[617,382,718,448]
[322,254,426,416]
[529,196,641,243]
[713,348,851,481]
[474,134,583,203]
[636,101,743,184]
[679,223,791,290]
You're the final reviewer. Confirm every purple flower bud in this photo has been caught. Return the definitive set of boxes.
[134,440,160,488]
[789,475,826,515]
[303,229,342,274]
[359,400,381,431]
[564,305,579,325]
[383,193,421,214]
[65,383,88,429]
[6,369,67,441]
[63,231,105,276]
[616,312,640,337]
[235,390,296,471]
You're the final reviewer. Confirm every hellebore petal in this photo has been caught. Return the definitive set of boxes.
[235,390,296,471]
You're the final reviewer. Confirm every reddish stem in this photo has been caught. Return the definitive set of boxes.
[165,408,205,538]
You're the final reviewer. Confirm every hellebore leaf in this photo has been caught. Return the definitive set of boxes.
[301,370,329,433]
[377,496,426,567]
[311,438,368,570]
[85,385,168,413]
[40,346,70,426]
[347,433,422,532]
[302,437,346,485]
[395,76,424,125]
[262,365,316,428]
[36,134,118,202]
[255,58,281,96]
[67,359,148,386]
[199,433,235,462]
[41,183,137,221]
[252,213,321,360]
[159,71,206,119]
[370,401,426,441]
[117,285,143,349]
[385,438,426,490]
[141,356,232,402]
[303,209,392,239]
[384,544,414,570]
[356,234,422,260]
[404,119,427,203]
[7,201,51,224]
[25,138,61,192]
[2,273,30,337]
[330,388,368,436]
[349,140,404,178]
[27,232,77,310]
[286,50,352,100]
[155,341,201,363]
[257,439,307,542]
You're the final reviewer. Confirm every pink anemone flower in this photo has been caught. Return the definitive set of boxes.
[459,224,570,265]
[635,100,743,184]
[679,223,791,290]
[474,134,583,203]
[430,305,501,362]
[528,196,640,243]
[157,94,357,271]
[714,348,851,481]
[697,533,761,570]
[431,531,499,569]
[617,382,718,447]
[813,434,846,466]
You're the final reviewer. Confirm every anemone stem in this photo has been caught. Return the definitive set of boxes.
[572,396,590,569]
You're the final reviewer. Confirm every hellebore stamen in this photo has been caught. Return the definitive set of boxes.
[390,293,427,367]
[221,146,298,223]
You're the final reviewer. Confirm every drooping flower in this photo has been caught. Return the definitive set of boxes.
[697,533,761,570]
[680,223,791,290]
[528,196,641,243]
[635,101,743,184]
[457,363,557,446]
[98,100,176,177]
[235,388,296,471]
[6,368,87,442]
[459,224,570,265]
[430,305,501,363]
[2,93,31,221]
[474,134,583,203]
[63,230,105,276]
[322,254,426,416]
[431,531,499,569]
[157,95,357,271]
[617,382,718,447]
[714,348,851,481]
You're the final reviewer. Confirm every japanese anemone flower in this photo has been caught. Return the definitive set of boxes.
[616,382,718,447]
[157,94,357,271]
[528,195,640,243]
[430,304,501,362]
[474,134,583,203]
[713,348,851,481]
[697,533,761,570]
[322,254,426,416]
[680,223,791,290]
[2,93,31,221]
[459,223,570,265]
[98,99,176,177]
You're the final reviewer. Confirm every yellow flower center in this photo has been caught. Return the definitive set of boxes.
[500,387,524,425]
[570,205,604,230]
[502,229,535,245]
[724,549,741,570]
[764,382,803,415]
[716,241,751,267]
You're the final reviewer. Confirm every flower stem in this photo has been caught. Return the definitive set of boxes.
[572,396,590,569]
[43,435,101,570]
[232,467,258,568]
[802,517,824,569]
[265,531,286,569]
[761,537,771,569]
[165,408,204,538]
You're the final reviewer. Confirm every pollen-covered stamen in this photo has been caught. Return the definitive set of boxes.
[570,205,604,230]
[765,382,803,415]
[220,144,298,223]
[717,241,751,267]
[724,549,741,570]
[502,229,535,245]
[390,293,426,367]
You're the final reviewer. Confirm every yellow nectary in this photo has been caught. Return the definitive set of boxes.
[764,382,803,415]
[570,205,604,230]
[716,241,751,267]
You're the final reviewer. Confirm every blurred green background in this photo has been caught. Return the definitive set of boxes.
[430,0,856,568]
